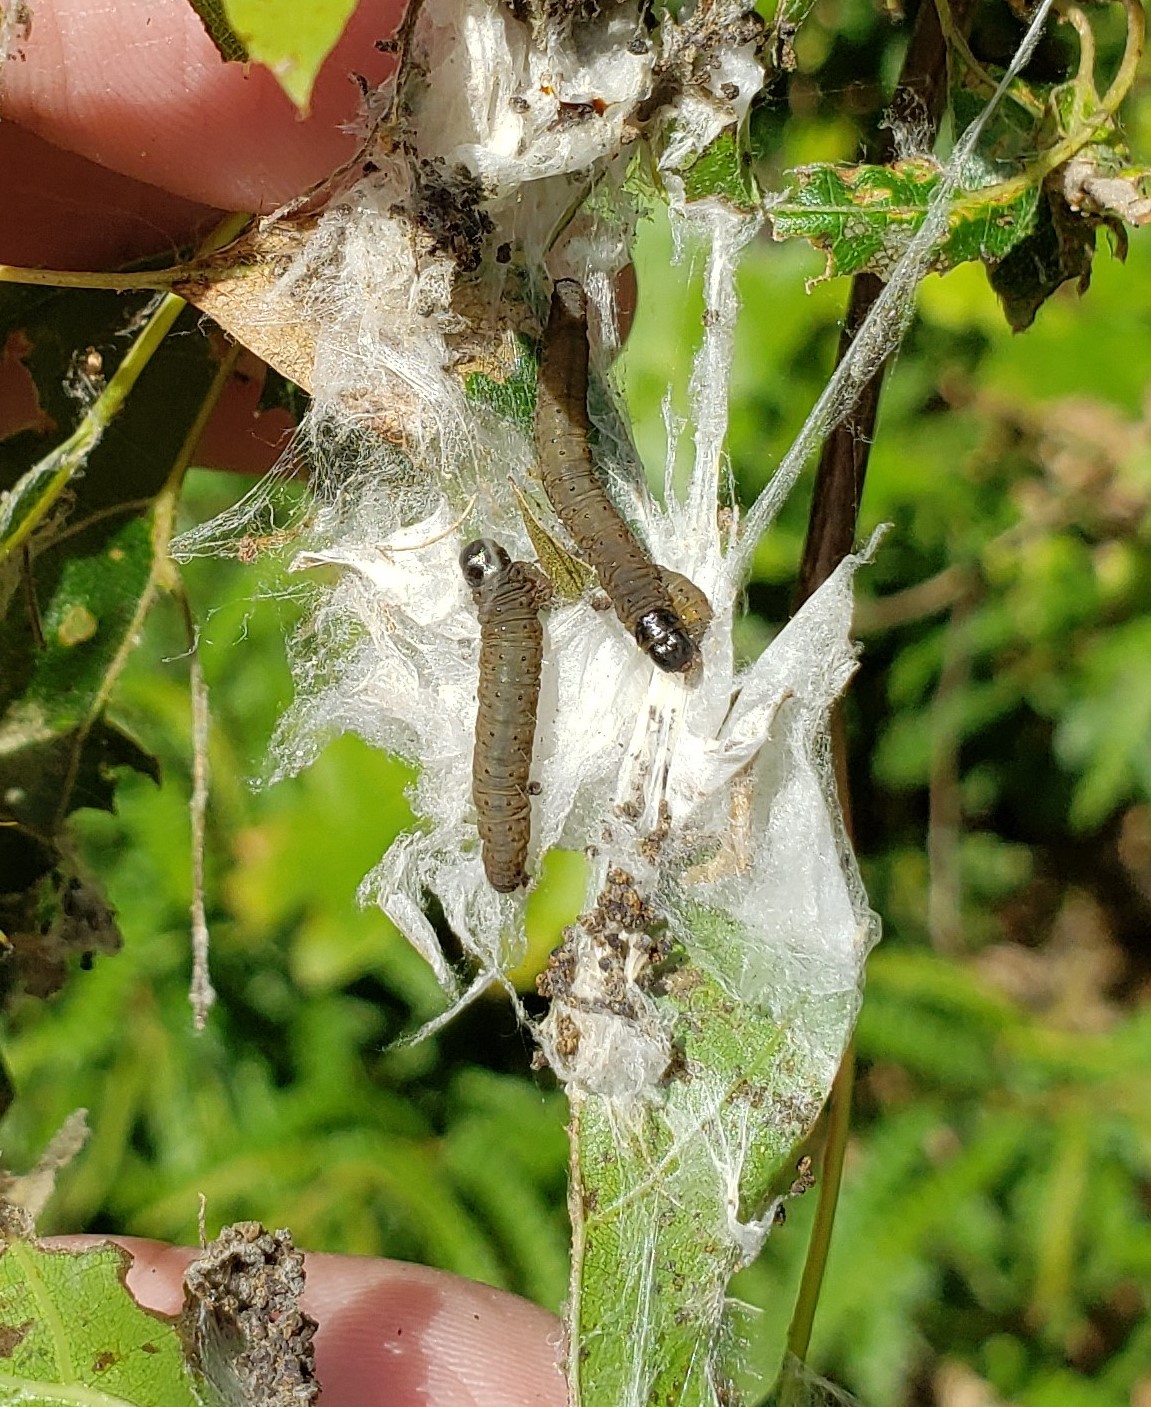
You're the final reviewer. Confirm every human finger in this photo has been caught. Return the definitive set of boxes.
[0,0,403,215]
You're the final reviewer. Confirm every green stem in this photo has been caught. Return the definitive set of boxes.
[0,293,186,564]
[957,0,1146,213]
[0,266,185,290]
[779,1039,856,1406]
[1055,0,1097,122]
[0,212,253,567]
[0,210,252,292]
[934,0,1045,117]
[49,343,241,836]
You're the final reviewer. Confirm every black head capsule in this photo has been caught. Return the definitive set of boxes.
[635,610,697,674]
[460,538,511,594]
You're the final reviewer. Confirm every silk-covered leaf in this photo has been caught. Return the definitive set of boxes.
[177,219,319,394]
[768,158,1041,283]
[463,331,538,434]
[680,128,759,211]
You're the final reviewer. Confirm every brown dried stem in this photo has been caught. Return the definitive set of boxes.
[782,0,982,1382]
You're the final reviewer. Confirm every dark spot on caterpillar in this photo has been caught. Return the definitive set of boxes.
[534,278,709,674]
[461,539,552,892]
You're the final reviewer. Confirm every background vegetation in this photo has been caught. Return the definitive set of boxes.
[1,0,1148,1403]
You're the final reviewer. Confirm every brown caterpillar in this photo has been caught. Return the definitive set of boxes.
[461,538,551,893]
[535,278,706,674]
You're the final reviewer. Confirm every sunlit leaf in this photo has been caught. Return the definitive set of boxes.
[187,0,250,62]
[768,159,1041,283]
[185,0,358,111]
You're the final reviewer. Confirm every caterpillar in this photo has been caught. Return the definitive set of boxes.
[461,538,551,893]
[535,277,706,674]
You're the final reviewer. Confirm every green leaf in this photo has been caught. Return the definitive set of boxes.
[443,1070,569,1309]
[950,67,1049,172]
[1053,616,1151,828]
[570,930,798,1407]
[186,0,250,62]
[769,159,1040,283]
[0,1239,205,1407]
[187,0,359,111]
[464,333,538,434]
[508,479,595,602]
[987,188,1097,332]
[679,128,760,211]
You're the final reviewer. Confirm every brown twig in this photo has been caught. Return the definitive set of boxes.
[793,0,982,614]
[782,0,982,1378]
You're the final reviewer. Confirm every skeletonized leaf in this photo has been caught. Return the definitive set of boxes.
[768,158,1041,283]
[0,1238,207,1407]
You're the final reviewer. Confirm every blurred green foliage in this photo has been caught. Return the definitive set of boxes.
[1,2,1149,1405]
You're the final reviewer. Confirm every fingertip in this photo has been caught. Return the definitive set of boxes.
[0,124,222,270]
[303,1257,566,1407]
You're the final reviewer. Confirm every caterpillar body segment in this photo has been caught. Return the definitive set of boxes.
[661,567,714,651]
[460,538,552,893]
[535,278,705,675]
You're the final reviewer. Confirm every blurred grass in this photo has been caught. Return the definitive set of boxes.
[2,6,1150,1403]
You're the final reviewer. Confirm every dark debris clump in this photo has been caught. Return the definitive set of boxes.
[182,1222,320,1407]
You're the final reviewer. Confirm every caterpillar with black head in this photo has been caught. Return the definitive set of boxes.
[461,538,551,893]
[535,278,707,674]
